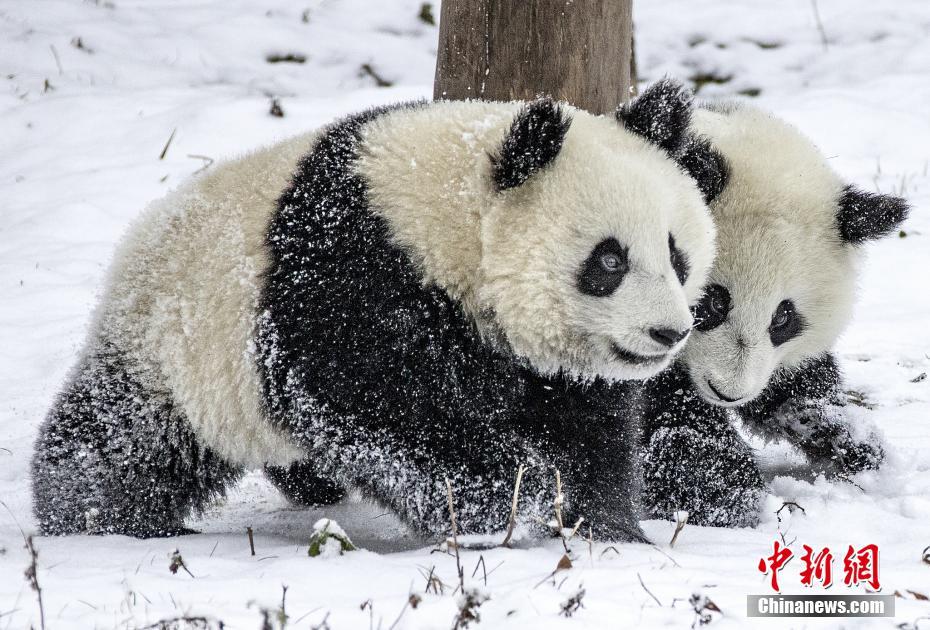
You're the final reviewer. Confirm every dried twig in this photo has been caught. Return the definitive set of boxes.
[471,555,487,586]
[445,477,465,593]
[247,527,256,556]
[669,511,688,548]
[775,501,805,547]
[452,588,488,630]
[922,545,930,566]
[49,45,63,75]
[638,572,662,607]
[419,565,445,595]
[650,544,681,568]
[24,536,46,630]
[500,464,525,547]
[810,0,829,50]
[1,500,44,630]
[560,586,585,617]
[187,154,214,174]
[159,128,176,160]
[168,549,195,578]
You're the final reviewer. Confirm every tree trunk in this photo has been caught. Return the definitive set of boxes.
[433,0,634,115]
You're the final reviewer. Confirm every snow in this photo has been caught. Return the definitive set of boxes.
[2,0,929,628]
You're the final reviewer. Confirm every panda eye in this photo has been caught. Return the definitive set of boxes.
[693,284,730,332]
[769,299,805,346]
[600,253,622,272]
[771,304,791,328]
[577,237,629,297]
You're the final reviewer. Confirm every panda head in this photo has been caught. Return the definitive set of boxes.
[475,80,718,381]
[680,103,909,407]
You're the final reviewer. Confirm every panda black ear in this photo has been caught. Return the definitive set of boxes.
[615,78,693,154]
[675,135,729,204]
[492,98,572,192]
[836,185,909,244]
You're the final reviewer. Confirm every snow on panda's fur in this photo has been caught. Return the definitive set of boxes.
[640,102,909,527]
[32,81,719,540]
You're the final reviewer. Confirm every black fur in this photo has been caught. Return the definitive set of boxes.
[641,354,883,527]
[256,105,646,540]
[837,185,909,244]
[576,237,630,297]
[675,135,729,203]
[32,342,241,537]
[616,78,693,155]
[668,234,690,285]
[492,98,572,191]
[265,459,346,506]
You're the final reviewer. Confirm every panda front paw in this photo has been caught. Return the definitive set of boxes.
[825,437,885,476]
[642,426,766,528]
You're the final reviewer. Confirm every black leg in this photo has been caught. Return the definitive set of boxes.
[737,353,884,475]
[265,458,347,507]
[640,363,765,527]
[32,345,241,538]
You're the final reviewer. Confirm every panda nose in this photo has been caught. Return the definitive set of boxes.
[649,327,690,348]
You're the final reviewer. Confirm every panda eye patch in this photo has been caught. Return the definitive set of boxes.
[693,284,730,332]
[769,299,805,346]
[578,238,629,297]
[668,234,690,285]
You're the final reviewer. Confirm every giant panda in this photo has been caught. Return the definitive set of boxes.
[32,80,720,541]
[640,102,909,527]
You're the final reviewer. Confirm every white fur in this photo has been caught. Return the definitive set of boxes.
[683,104,860,406]
[91,133,317,467]
[359,101,716,381]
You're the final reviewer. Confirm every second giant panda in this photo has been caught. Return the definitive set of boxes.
[641,102,909,527]
[33,80,720,541]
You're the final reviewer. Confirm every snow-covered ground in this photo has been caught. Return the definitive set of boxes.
[2,1,929,628]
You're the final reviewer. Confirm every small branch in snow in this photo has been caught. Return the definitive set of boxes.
[922,545,930,566]
[560,586,585,617]
[419,564,446,595]
[187,154,214,174]
[247,526,256,556]
[168,549,195,578]
[638,572,663,607]
[49,45,63,75]
[445,477,465,593]
[24,535,46,630]
[471,555,487,586]
[1,500,45,630]
[159,128,176,160]
[775,501,805,547]
[669,511,689,548]
[810,0,829,51]
[500,464,524,547]
[649,544,681,568]
[359,64,393,88]
[269,98,285,118]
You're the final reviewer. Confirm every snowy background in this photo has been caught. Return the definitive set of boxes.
[2,0,929,628]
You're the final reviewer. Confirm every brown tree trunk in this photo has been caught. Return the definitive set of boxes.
[433,0,633,115]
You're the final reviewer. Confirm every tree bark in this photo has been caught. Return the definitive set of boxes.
[433,0,633,115]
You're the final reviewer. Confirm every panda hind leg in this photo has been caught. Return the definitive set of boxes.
[264,458,347,507]
[31,346,242,538]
